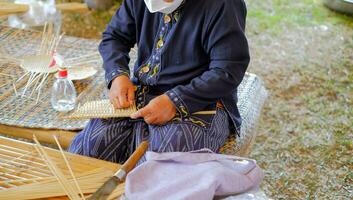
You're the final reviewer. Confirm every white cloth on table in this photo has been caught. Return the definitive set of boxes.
[125,149,264,200]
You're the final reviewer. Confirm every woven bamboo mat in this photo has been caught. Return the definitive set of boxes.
[0,136,124,199]
[0,26,104,130]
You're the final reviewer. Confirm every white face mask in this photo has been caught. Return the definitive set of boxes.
[144,0,184,14]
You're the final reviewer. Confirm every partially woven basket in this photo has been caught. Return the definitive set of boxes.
[64,99,137,119]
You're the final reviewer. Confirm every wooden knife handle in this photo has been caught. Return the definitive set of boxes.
[121,141,149,174]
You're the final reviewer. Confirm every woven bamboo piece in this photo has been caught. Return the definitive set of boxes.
[65,100,137,120]
[21,55,57,73]
[0,136,124,199]
[55,66,98,81]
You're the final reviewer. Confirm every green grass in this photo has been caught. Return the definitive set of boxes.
[247,0,353,34]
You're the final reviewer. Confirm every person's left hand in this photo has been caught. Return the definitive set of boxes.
[130,94,176,125]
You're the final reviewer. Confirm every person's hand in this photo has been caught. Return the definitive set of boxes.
[130,94,176,125]
[109,75,135,109]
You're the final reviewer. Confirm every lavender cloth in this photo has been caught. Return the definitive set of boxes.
[125,149,264,200]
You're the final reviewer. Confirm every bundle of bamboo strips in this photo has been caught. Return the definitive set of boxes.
[0,136,124,199]
[0,168,124,200]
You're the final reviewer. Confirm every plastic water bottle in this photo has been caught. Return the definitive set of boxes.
[51,68,77,112]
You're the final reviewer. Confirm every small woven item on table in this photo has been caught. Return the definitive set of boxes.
[20,55,57,73]
[65,99,137,119]
[55,65,97,80]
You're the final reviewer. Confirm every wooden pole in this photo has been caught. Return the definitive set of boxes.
[0,124,77,148]
[0,2,89,16]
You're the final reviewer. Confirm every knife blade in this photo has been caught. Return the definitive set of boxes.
[88,141,149,200]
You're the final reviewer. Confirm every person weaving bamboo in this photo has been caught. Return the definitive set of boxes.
[68,0,249,163]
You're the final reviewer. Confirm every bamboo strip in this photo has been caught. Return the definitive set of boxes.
[0,151,48,171]
[0,162,51,179]
[0,177,47,185]
[54,136,85,200]
[0,82,10,88]
[65,99,218,120]
[0,145,46,164]
[65,52,100,62]
[55,3,89,13]
[0,72,13,77]
[194,110,217,115]
[39,23,48,55]
[0,168,123,200]
[0,75,27,101]
[0,170,28,180]
[0,2,88,16]
[68,60,101,67]
[0,136,121,197]
[33,136,81,200]
[0,143,101,173]
[0,161,49,179]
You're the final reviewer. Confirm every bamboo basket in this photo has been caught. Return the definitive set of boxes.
[0,136,124,200]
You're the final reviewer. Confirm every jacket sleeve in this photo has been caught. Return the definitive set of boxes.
[98,0,136,88]
[165,0,249,118]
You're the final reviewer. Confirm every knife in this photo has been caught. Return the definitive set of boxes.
[88,141,149,200]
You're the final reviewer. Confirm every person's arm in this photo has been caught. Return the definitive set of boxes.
[165,0,249,118]
[99,0,137,108]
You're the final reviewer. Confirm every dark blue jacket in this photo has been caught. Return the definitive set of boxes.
[99,0,249,134]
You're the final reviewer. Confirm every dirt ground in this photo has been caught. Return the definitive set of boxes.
[3,0,352,199]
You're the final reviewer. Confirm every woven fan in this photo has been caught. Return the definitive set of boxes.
[55,65,97,80]
[65,99,137,119]
[20,55,57,73]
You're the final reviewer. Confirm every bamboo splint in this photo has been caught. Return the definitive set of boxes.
[0,2,89,16]
[0,136,124,199]
[64,99,217,120]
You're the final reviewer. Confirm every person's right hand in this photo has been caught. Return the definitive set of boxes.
[109,75,135,109]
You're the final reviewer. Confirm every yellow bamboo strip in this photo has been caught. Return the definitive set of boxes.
[0,2,28,16]
[0,148,50,171]
[0,177,48,185]
[193,110,217,115]
[0,154,50,175]
[0,136,122,198]
[0,2,88,16]
[0,168,123,200]
[56,3,89,13]
[54,136,85,200]
[0,162,48,179]
[39,23,48,55]
[33,136,81,200]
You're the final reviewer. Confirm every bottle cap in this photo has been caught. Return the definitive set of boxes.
[58,69,68,78]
